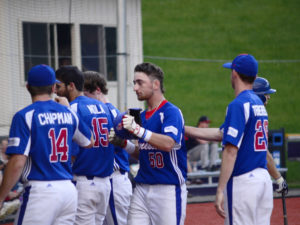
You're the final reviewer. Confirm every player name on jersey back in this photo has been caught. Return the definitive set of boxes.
[252,105,267,116]
[38,112,73,125]
[86,104,106,114]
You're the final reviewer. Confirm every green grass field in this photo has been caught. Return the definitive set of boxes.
[141,0,300,187]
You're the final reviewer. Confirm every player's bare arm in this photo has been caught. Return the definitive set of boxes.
[0,154,27,209]
[146,132,175,152]
[215,144,237,218]
[185,126,223,142]
[266,150,288,194]
[84,133,95,148]
[267,150,281,179]
[73,130,95,149]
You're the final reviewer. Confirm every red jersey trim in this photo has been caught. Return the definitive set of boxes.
[145,100,168,119]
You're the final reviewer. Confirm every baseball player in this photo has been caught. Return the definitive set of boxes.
[253,76,288,195]
[185,76,288,196]
[186,54,273,224]
[253,77,276,106]
[111,62,187,225]
[0,64,93,225]
[82,71,132,225]
[55,66,115,225]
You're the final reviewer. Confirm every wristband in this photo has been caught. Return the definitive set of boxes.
[133,124,152,142]
[134,125,145,138]
[142,129,153,142]
[124,140,136,154]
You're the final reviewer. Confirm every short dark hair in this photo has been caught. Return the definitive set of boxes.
[237,72,256,84]
[55,66,84,91]
[83,71,108,94]
[27,85,53,96]
[134,62,165,93]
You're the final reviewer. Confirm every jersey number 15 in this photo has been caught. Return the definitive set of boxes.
[91,117,109,147]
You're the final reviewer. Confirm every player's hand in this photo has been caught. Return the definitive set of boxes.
[215,189,225,218]
[122,115,141,135]
[55,96,70,107]
[276,176,288,195]
[108,128,126,148]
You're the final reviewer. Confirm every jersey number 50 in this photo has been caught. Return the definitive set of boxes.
[149,152,164,168]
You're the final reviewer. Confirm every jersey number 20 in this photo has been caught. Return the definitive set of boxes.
[254,119,268,151]
[49,128,69,162]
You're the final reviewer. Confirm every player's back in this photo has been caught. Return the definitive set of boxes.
[71,96,114,177]
[223,90,268,176]
[7,100,81,182]
[135,100,187,185]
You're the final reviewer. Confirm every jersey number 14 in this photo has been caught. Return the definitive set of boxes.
[49,128,69,162]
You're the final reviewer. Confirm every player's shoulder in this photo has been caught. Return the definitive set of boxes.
[162,100,180,111]
[105,102,120,113]
[105,102,120,118]
[234,90,263,106]
[73,95,94,104]
[230,90,252,106]
[160,101,184,123]
[13,100,64,121]
[162,101,183,116]
[16,100,56,116]
[71,95,99,109]
[105,102,116,109]
[12,104,35,121]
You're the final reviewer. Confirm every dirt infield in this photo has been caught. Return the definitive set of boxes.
[186,196,300,225]
[1,196,299,225]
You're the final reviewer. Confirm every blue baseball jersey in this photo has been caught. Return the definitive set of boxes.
[106,103,130,173]
[221,90,268,176]
[71,96,114,177]
[6,100,92,182]
[135,100,187,185]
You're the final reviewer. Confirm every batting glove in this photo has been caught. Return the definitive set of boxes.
[122,114,152,142]
[108,128,126,147]
[108,128,136,154]
[122,115,141,135]
[276,176,288,195]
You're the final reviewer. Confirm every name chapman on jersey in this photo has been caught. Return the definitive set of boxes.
[38,112,73,125]
[38,104,105,125]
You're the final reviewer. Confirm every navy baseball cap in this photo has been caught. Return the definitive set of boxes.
[28,64,57,86]
[223,54,258,77]
[253,77,276,95]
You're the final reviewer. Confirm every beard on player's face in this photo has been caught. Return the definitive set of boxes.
[136,88,154,101]
[57,88,71,102]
